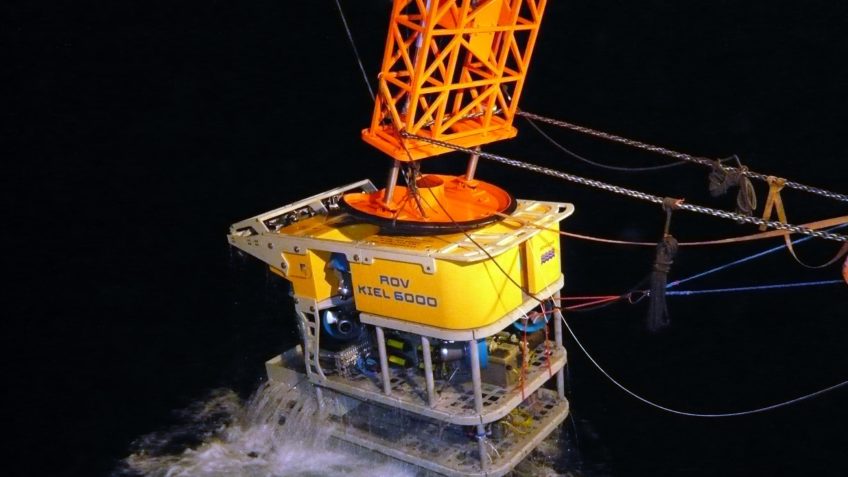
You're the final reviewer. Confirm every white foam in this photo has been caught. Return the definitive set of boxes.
[122,382,418,477]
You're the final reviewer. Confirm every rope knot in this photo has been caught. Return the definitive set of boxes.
[708,156,757,216]
[662,197,684,212]
[653,236,678,274]
[767,175,787,189]
[660,197,683,236]
[647,199,682,332]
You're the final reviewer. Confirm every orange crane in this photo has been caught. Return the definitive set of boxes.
[343,0,549,234]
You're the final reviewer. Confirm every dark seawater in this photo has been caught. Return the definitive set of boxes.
[8,1,848,476]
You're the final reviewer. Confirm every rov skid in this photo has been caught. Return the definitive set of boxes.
[228,179,573,476]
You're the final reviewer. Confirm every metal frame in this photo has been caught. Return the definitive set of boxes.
[229,179,377,235]
[266,353,569,477]
[362,0,550,161]
[302,302,567,426]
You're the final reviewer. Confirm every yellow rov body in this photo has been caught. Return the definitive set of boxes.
[229,180,572,331]
[228,179,574,476]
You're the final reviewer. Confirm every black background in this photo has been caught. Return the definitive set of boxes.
[6,1,848,476]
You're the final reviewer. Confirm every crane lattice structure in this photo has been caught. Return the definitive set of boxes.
[363,0,547,161]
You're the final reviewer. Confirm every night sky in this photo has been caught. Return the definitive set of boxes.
[7,1,848,476]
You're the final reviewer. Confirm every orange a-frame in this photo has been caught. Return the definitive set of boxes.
[362,0,548,161]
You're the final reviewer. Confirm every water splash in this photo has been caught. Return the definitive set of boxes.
[118,382,419,477]
[117,378,604,476]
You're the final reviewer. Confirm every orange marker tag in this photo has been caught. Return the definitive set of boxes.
[843,256,848,285]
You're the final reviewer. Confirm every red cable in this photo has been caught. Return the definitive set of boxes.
[564,296,620,311]
[561,295,619,301]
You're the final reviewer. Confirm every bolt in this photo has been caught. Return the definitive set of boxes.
[293,246,301,253]
[267,243,273,249]
[353,254,360,261]
[281,262,287,269]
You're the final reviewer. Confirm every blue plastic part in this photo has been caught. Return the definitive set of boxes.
[356,356,379,378]
[322,313,340,338]
[513,299,554,333]
[328,252,350,273]
[464,339,488,369]
[513,318,547,333]
[478,339,488,369]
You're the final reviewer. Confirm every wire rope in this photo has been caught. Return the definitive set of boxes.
[524,116,689,172]
[560,314,848,417]
[332,0,375,100]
[402,131,848,243]
[518,111,848,203]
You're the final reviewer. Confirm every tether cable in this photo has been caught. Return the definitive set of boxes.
[560,315,848,417]
[332,0,375,101]
[666,280,844,296]
[524,116,689,172]
[518,111,848,203]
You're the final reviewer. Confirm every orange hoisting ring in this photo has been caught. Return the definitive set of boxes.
[341,173,515,234]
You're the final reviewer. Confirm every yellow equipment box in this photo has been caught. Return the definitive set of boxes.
[229,180,574,330]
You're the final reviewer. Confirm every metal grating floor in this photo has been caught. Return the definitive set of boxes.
[329,387,569,477]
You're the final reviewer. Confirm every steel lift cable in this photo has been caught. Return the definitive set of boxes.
[402,131,848,243]
[331,1,846,219]
[517,111,848,204]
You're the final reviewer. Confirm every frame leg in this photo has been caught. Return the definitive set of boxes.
[421,336,436,407]
[375,326,392,396]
